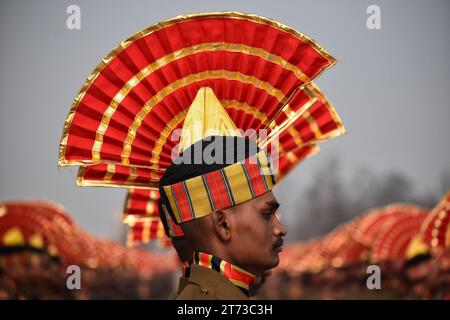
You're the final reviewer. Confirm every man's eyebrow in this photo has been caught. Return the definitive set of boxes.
[265,200,280,211]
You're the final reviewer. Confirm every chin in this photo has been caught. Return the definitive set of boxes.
[272,254,280,267]
[264,255,280,270]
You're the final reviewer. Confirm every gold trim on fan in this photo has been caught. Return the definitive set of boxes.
[303,82,346,137]
[276,144,320,181]
[76,166,159,189]
[259,98,317,149]
[124,216,161,226]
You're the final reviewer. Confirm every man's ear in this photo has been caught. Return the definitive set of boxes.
[210,208,232,241]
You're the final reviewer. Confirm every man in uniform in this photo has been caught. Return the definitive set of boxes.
[158,88,287,299]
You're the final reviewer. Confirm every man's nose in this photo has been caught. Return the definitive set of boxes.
[274,213,287,237]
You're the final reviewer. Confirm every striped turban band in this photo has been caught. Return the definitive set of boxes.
[158,136,276,224]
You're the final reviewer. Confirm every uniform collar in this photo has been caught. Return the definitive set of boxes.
[192,251,256,295]
[187,264,249,299]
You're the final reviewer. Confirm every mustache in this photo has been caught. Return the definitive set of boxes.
[273,238,284,248]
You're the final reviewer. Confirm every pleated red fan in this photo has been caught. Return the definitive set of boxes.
[261,83,345,150]
[420,190,450,250]
[293,239,326,274]
[278,238,326,274]
[352,204,428,247]
[280,224,369,274]
[122,188,183,245]
[329,240,369,268]
[76,81,344,188]
[0,211,55,252]
[126,217,168,247]
[0,205,70,263]
[275,144,319,180]
[59,12,335,173]
[77,164,160,189]
[122,188,160,221]
[0,201,99,266]
[0,203,72,264]
[1,201,75,228]
[370,211,427,265]
[317,222,369,268]
[122,189,165,246]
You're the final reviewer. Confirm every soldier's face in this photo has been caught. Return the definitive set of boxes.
[228,192,287,274]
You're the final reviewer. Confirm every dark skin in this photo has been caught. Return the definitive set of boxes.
[171,237,194,263]
[181,191,287,275]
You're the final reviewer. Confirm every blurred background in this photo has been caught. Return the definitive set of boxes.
[1,0,449,299]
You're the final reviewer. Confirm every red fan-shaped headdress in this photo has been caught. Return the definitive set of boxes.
[370,210,427,265]
[59,12,336,170]
[58,12,344,246]
[420,190,450,250]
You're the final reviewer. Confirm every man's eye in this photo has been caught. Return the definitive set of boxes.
[263,211,273,219]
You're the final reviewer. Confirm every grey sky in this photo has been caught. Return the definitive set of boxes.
[1,0,449,238]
